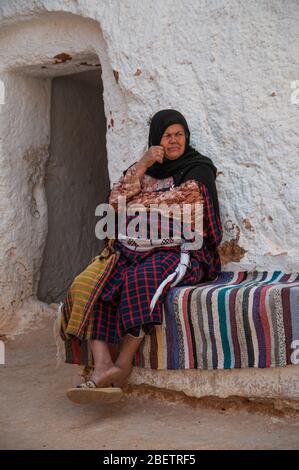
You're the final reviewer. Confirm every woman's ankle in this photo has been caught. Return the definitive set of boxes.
[93,359,114,375]
[89,339,114,373]
[115,352,134,370]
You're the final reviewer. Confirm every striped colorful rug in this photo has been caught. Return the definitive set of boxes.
[134,271,299,370]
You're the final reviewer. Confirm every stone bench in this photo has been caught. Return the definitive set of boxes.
[130,271,299,403]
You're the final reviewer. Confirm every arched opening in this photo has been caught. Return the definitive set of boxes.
[0,12,126,331]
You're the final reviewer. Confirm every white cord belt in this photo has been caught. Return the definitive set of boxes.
[149,250,190,313]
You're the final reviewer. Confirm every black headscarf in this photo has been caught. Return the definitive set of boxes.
[145,109,220,216]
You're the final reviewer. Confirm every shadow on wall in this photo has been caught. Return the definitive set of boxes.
[38,70,110,303]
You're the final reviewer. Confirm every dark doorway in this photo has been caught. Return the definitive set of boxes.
[38,70,110,302]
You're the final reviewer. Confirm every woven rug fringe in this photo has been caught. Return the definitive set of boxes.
[53,302,65,368]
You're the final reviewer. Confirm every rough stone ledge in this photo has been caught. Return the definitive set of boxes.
[129,364,299,407]
[124,383,299,416]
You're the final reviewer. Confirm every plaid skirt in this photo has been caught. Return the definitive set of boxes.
[91,241,207,344]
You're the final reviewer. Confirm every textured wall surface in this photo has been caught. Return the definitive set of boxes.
[0,1,298,398]
[0,73,51,330]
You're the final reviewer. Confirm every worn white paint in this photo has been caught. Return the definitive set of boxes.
[0,1,298,400]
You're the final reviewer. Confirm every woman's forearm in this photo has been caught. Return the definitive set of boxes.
[109,161,146,210]
[133,161,148,181]
[125,161,147,185]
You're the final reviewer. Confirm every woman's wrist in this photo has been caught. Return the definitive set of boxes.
[135,160,148,177]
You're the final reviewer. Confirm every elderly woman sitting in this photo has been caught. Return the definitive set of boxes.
[61,109,222,403]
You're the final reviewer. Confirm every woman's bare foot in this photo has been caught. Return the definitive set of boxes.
[88,334,142,389]
[90,363,133,388]
[111,363,133,387]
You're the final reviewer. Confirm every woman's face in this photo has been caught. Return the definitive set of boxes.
[160,123,186,160]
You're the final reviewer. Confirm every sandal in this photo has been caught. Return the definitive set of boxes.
[67,380,123,404]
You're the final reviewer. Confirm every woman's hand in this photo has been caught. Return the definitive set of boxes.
[128,146,165,183]
[139,146,165,169]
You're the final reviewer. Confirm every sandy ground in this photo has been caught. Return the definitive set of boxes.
[0,316,299,450]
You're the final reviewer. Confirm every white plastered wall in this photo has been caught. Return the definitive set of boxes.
[0,12,127,332]
[0,2,298,401]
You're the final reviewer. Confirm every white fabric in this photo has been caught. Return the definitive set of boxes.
[150,249,190,312]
